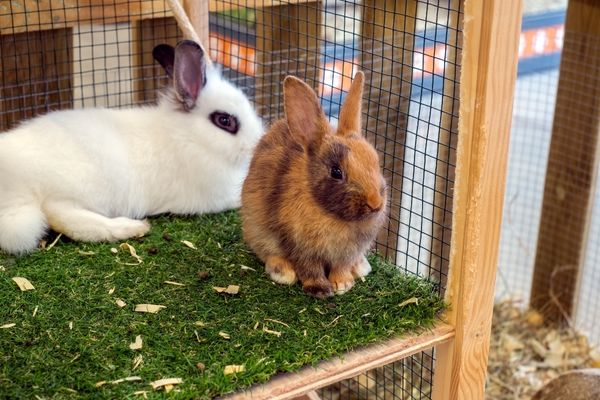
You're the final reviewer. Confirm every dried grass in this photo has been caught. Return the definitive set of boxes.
[486,299,598,399]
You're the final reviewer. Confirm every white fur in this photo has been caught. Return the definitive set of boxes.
[0,67,263,254]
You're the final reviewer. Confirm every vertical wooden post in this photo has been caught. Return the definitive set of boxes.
[530,0,600,324]
[0,29,73,131]
[133,17,180,104]
[360,0,417,262]
[431,0,522,399]
[255,2,322,122]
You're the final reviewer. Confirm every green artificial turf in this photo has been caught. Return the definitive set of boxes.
[0,211,445,399]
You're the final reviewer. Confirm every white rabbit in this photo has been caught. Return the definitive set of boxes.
[0,40,264,255]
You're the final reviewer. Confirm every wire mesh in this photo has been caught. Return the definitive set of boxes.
[0,0,463,397]
[318,349,436,400]
[496,70,559,302]
[496,0,600,346]
[0,0,180,131]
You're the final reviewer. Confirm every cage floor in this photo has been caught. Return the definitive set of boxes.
[0,211,445,399]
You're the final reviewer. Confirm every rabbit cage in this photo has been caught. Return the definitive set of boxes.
[497,0,600,348]
[0,0,522,399]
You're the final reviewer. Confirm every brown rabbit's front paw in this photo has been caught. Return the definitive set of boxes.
[302,279,334,299]
[265,255,297,285]
[329,268,355,295]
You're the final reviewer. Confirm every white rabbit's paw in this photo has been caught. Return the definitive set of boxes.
[109,218,150,240]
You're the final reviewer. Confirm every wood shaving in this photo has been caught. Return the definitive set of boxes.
[398,297,419,307]
[194,321,206,327]
[110,247,118,254]
[218,331,230,339]
[223,365,245,375]
[133,391,148,398]
[111,376,142,385]
[240,265,256,271]
[118,243,143,265]
[69,321,73,330]
[12,277,35,291]
[95,381,107,388]
[1,323,16,329]
[78,250,95,256]
[212,285,240,294]
[108,287,115,295]
[181,240,197,250]
[263,327,282,337]
[134,304,166,314]
[32,306,38,317]
[133,354,143,370]
[264,318,290,328]
[164,281,186,286]
[129,335,143,350]
[150,378,182,390]
[115,299,126,308]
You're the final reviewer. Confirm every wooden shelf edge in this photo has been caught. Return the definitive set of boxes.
[223,322,455,400]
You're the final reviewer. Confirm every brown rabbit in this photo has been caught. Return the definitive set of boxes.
[241,71,388,298]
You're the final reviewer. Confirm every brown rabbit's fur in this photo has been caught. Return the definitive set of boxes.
[241,72,388,298]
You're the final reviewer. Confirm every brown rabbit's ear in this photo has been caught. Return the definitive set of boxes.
[283,76,328,147]
[173,40,207,112]
[337,71,364,136]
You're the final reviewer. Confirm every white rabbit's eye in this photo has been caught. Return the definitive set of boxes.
[331,166,343,180]
[210,111,239,134]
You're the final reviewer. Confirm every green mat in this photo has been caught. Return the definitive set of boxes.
[0,211,445,399]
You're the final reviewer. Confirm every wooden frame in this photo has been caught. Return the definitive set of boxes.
[0,0,523,397]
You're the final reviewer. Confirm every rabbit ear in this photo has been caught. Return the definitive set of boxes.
[283,76,329,147]
[152,44,175,78]
[337,71,364,136]
[173,40,207,112]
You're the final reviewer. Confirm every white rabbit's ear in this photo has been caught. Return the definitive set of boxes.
[152,44,175,78]
[173,40,207,112]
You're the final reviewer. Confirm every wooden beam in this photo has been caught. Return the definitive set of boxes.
[0,1,171,35]
[0,28,73,131]
[254,2,321,121]
[1,0,315,35]
[225,323,454,400]
[360,0,417,262]
[530,0,600,324]
[431,0,522,399]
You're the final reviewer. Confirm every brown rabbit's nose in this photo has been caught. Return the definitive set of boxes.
[366,193,383,213]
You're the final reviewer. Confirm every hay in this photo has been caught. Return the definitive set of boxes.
[486,299,599,399]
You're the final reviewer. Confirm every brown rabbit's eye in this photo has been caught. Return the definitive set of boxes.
[330,166,343,180]
[210,111,239,134]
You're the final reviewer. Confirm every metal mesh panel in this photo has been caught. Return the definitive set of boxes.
[319,350,435,400]
[496,0,600,346]
[0,0,463,397]
[0,1,180,131]
[496,70,559,301]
